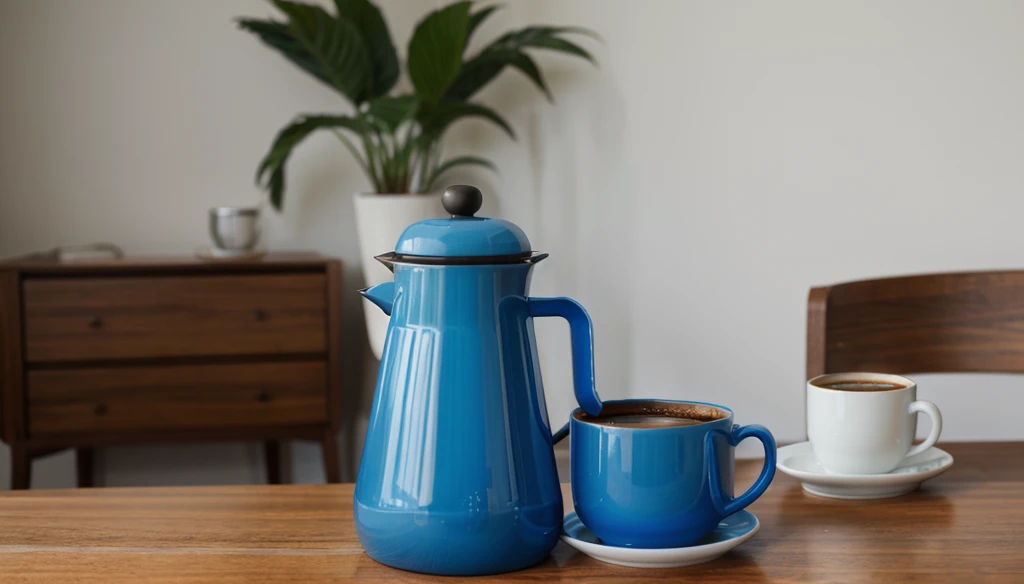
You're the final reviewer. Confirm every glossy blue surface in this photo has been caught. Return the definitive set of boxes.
[354,260,602,575]
[563,510,759,548]
[395,217,531,257]
[570,399,776,549]
[497,296,602,418]
[359,281,394,315]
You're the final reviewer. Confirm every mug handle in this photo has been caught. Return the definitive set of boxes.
[905,400,942,458]
[705,424,777,517]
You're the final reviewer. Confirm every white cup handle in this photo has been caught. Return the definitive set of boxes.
[905,400,942,458]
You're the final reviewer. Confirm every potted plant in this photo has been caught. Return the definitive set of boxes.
[240,0,596,358]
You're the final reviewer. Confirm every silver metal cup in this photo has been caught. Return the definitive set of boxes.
[209,207,261,251]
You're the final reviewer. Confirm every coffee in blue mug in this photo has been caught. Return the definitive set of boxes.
[569,399,776,548]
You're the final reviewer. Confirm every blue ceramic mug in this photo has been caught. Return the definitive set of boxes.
[569,399,776,548]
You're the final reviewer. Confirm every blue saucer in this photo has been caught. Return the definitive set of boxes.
[560,510,759,568]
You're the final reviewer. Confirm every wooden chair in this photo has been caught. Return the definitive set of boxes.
[807,270,1024,379]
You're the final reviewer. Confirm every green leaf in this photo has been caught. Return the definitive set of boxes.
[517,35,596,64]
[505,51,551,100]
[486,26,598,63]
[444,25,596,100]
[366,95,420,133]
[450,49,551,102]
[423,100,515,139]
[238,19,335,90]
[442,55,505,101]
[498,25,602,45]
[256,114,369,209]
[330,128,377,190]
[444,49,550,101]
[467,4,502,45]
[407,1,471,105]
[425,155,497,190]
[334,0,399,97]
[272,0,372,104]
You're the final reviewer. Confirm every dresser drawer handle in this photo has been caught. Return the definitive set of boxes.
[256,392,271,403]
[251,309,268,322]
[94,403,108,416]
[87,316,103,329]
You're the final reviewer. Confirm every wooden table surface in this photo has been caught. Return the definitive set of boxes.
[0,442,1021,583]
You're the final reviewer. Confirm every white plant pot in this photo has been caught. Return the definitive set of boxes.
[353,192,443,360]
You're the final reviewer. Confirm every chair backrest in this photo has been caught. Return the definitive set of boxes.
[807,270,1024,380]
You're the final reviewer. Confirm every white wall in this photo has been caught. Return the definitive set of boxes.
[2,0,1023,488]
[513,0,1024,455]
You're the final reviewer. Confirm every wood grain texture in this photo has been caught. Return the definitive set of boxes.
[0,442,1020,583]
[324,260,343,431]
[808,271,1024,377]
[27,361,328,434]
[4,253,328,275]
[0,255,346,488]
[805,285,831,380]
[322,260,344,483]
[0,271,24,444]
[23,274,327,362]
[22,424,326,451]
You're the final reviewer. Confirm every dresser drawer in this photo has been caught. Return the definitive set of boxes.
[23,274,327,362]
[27,361,328,435]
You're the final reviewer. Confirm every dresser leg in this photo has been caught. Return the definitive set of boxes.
[76,448,95,488]
[264,441,282,485]
[11,446,31,490]
[321,431,340,484]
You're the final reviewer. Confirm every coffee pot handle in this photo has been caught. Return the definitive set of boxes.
[705,424,777,517]
[552,421,570,445]
[499,296,603,445]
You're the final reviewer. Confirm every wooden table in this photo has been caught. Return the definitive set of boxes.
[0,442,1021,583]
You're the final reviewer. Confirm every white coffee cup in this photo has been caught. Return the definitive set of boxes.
[807,372,942,475]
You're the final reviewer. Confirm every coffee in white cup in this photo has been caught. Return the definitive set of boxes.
[807,372,942,475]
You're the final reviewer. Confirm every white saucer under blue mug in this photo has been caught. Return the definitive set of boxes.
[776,441,954,499]
[560,510,760,568]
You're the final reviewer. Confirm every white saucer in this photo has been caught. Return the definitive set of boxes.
[196,246,266,261]
[560,510,759,569]
[776,442,954,500]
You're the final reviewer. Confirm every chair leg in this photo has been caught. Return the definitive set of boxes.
[264,441,282,485]
[11,446,31,490]
[321,431,341,484]
[76,448,94,488]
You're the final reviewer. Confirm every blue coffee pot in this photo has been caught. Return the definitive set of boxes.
[354,185,602,575]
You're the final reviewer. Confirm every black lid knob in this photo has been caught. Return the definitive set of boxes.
[443,185,483,218]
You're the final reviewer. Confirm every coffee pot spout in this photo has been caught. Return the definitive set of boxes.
[359,281,395,316]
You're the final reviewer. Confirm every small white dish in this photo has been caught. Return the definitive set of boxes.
[560,510,759,568]
[196,246,266,261]
[776,441,954,500]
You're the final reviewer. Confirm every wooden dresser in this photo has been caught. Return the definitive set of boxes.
[0,254,344,489]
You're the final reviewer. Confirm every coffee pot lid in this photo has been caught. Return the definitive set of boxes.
[393,185,532,259]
